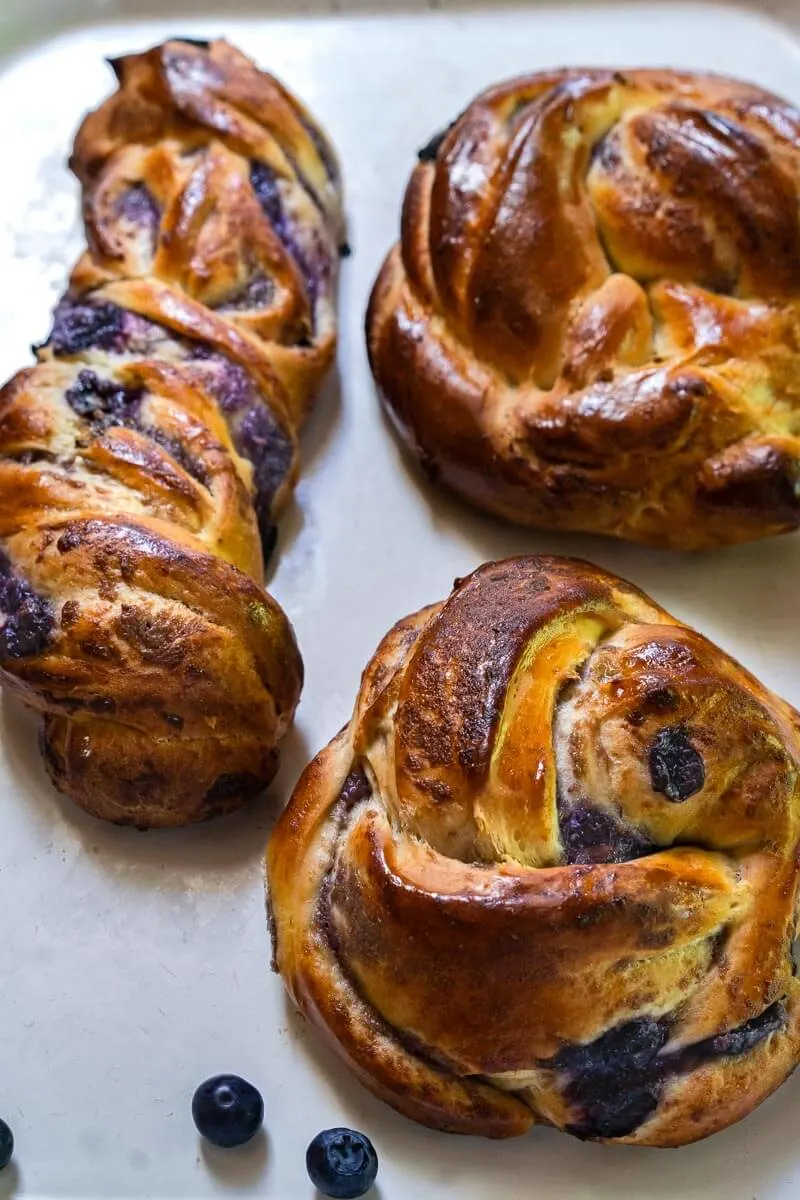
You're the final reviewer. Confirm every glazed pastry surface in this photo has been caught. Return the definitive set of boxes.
[0,38,344,825]
[367,68,800,549]
[269,556,800,1144]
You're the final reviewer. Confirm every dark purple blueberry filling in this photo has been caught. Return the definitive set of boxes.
[417,119,457,162]
[46,300,127,357]
[41,299,163,359]
[0,551,53,660]
[172,36,211,49]
[555,1017,668,1140]
[219,273,275,312]
[649,726,705,802]
[65,369,143,429]
[190,350,294,556]
[560,803,656,865]
[299,115,339,184]
[65,370,208,485]
[249,160,322,315]
[116,183,160,234]
[552,1001,787,1140]
[340,768,371,811]
[690,1001,786,1060]
[235,404,294,540]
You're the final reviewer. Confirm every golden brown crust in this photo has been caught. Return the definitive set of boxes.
[367,69,800,549]
[268,556,800,1144]
[0,37,344,825]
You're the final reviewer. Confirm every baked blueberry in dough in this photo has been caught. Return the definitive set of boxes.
[269,556,800,1145]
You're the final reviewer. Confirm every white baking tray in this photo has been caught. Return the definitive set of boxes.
[2,2,800,1197]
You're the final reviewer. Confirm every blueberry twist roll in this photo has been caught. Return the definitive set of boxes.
[269,556,800,1144]
[0,38,344,825]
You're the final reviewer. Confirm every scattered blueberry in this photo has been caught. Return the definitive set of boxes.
[191,1075,264,1148]
[306,1128,378,1199]
[0,1119,13,1170]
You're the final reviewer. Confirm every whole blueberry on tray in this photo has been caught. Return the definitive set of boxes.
[0,1118,13,1170]
[191,1075,263,1148]
[306,1127,378,1198]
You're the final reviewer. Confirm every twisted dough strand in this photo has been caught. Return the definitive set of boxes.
[368,69,800,549]
[269,557,800,1144]
[0,38,343,825]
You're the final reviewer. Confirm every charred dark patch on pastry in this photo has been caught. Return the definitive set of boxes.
[559,803,656,864]
[259,522,278,565]
[554,1001,787,1139]
[417,120,457,162]
[13,449,56,465]
[0,551,53,659]
[688,1001,786,1061]
[700,442,800,523]
[649,726,705,801]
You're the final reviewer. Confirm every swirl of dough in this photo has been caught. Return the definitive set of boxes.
[0,39,344,825]
[269,556,800,1144]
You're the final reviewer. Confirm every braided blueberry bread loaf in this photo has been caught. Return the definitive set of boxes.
[269,557,800,1145]
[0,38,344,826]
[367,69,800,549]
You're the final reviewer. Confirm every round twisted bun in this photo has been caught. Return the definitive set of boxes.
[0,38,345,825]
[269,556,800,1145]
[367,69,800,550]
